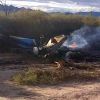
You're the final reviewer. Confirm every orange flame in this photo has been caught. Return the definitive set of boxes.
[69,42,78,49]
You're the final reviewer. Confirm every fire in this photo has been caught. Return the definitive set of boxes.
[69,42,78,49]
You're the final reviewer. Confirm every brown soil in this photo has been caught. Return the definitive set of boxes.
[0,53,100,100]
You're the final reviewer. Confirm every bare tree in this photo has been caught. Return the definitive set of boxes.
[0,0,8,16]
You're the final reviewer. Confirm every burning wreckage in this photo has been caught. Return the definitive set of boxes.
[41,26,100,62]
[0,26,100,62]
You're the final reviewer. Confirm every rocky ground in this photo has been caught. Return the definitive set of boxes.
[0,53,100,100]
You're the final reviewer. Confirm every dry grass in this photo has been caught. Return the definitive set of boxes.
[12,66,100,85]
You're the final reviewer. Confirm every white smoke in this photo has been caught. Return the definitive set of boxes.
[62,34,88,49]
[62,26,100,50]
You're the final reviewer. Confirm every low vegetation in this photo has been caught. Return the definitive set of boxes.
[12,68,66,85]
[0,10,100,39]
[12,66,100,85]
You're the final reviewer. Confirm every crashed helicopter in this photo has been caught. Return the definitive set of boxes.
[0,26,100,62]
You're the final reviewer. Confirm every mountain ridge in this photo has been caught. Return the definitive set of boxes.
[0,4,100,16]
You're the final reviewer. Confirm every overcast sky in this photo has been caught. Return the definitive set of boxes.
[3,0,100,12]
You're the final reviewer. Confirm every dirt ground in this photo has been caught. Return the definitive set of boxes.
[0,69,100,100]
[0,53,100,100]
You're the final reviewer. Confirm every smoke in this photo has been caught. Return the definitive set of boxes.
[62,26,100,51]
[62,34,88,49]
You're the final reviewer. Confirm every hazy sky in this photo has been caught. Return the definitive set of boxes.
[3,0,100,12]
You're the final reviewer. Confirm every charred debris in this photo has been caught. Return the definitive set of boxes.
[40,26,100,62]
[0,26,100,63]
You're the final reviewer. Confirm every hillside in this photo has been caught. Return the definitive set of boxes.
[65,12,100,17]
[0,4,31,13]
[0,4,100,17]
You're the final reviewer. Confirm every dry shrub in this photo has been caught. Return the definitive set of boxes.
[12,67,100,85]
[12,68,66,85]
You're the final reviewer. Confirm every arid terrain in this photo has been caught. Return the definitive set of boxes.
[0,53,100,100]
